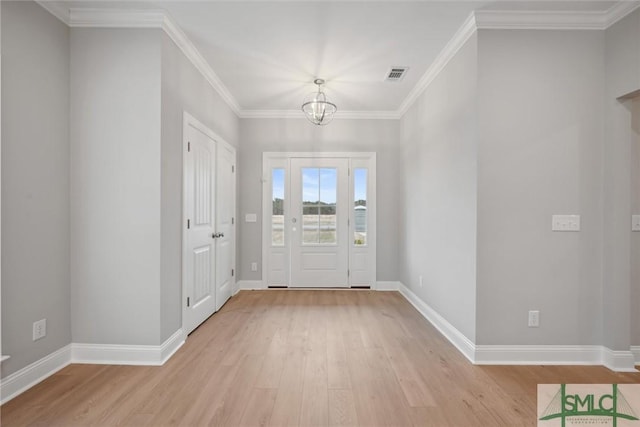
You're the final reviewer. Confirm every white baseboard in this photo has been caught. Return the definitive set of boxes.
[397,282,476,363]
[0,344,72,405]
[72,328,185,366]
[474,345,602,365]
[0,329,186,405]
[375,281,400,291]
[160,329,186,364]
[396,282,637,372]
[601,347,638,372]
[475,345,636,371]
[631,346,640,365]
[237,280,265,290]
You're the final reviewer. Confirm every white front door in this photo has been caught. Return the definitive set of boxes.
[290,158,349,287]
[215,143,235,310]
[184,124,217,335]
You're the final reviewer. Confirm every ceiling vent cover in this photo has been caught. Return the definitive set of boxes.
[385,67,409,82]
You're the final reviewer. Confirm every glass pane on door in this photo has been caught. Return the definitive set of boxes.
[354,168,367,246]
[272,168,285,246]
[301,167,337,245]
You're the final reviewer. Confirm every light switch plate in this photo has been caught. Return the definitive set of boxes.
[245,213,257,223]
[552,215,580,232]
[528,310,540,327]
[633,215,640,232]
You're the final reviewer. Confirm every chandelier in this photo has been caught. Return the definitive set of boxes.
[301,78,337,126]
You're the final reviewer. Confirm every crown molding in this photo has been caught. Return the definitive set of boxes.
[159,13,242,114]
[35,1,70,24]
[397,12,477,117]
[36,1,640,121]
[66,8,242,116]
[475,10,608,30]
[69,8,165,28]
[604,1,640,28]
[397,2,640,116]
[239,109,400,120]
[474,2,640,30]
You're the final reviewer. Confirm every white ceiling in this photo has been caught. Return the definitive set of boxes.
[50,1,621,114]
[164,1,487,112]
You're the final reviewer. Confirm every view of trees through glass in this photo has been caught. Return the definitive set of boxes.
[354,168,367,246]
[272,168,284,245]
[271,166,367,246]
[302,168,337,244]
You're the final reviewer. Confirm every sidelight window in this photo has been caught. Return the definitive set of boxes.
[354,168,367,246]
[272,168,285,246]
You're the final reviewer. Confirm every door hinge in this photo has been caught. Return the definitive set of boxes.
[187,219,191,229]
[232,165,235,173]
[187,141,191,152]
[348,269,350,277]
[187,297,190,307]
[231,269,235,277]
[232,217,234,225]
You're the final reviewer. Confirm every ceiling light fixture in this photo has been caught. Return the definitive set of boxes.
[301,78,337,126]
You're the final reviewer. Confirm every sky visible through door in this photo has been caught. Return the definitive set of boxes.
[302,168,337,244]
[271,167,368,246]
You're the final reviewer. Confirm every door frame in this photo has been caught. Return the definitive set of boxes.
[181,111,236,336]
[262,152,377,289]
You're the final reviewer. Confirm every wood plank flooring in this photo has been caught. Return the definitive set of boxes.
[1,290,639,426]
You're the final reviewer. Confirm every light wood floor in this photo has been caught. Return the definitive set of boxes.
[2,290,639,426]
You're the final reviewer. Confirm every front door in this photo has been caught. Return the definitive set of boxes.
[290,158,349,287]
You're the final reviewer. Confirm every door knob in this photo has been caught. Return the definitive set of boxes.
[212,232,225,239]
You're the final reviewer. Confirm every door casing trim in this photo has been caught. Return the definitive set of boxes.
[261,152,377,289]
[181,111,236,338]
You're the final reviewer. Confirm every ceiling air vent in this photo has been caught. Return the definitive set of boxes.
[385,66,409,82]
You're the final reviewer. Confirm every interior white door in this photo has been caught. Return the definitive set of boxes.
[290,158,349,287]
[184,125,217,335]
[215,143,235,310]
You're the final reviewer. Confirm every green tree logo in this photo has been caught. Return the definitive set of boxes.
[540,384,639,427]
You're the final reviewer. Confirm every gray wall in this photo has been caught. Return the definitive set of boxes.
[160,33,239,342]
[603,9,640,351]
[3,1,639,379]
[70,28,163,345]
[399,34,478,342]
[238,118,400,282]
[475,30,605,346]
[1,1,71,376]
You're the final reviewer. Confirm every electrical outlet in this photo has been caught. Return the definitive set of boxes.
[251,262,258,272]
[33,319,47,341]
[528,310,540,328]
[419,275,423,288]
